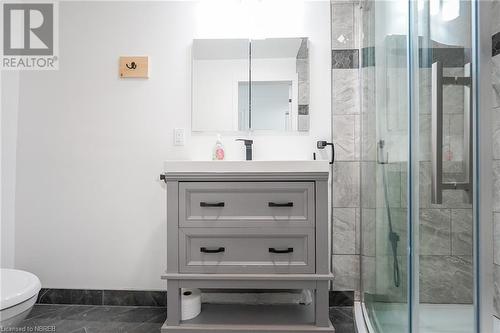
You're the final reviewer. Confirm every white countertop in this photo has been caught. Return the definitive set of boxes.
[164,160,330,174]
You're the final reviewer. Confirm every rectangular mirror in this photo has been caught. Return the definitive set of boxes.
[192,38,309,132]
[192,39,250,132]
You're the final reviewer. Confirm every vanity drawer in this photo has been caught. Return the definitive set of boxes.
[179,182,315,227]
[179,228,315,274]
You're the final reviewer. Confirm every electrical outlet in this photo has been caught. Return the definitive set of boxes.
[174,128,185,146]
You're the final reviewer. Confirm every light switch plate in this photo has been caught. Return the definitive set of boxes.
[119,56,149,78]
[174,128,185,146]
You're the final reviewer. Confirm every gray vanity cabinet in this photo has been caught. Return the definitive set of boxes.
[161,170,334,333]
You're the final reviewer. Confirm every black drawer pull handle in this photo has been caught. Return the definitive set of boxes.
[200,247,225,253]
[200,202,225,207]
[268,202,294,207]
[269,247,294,254]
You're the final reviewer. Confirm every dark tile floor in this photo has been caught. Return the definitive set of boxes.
[11,304,355,333]
[330,307,356,333]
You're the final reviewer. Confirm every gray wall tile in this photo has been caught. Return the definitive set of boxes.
[361,256,376,295]
[419,256,473,304]
[493,55,500,108]
[297,59,310,105]
[332,255,360,291]
[494,108,500,159]
[360,2,374,49]
[361,208,375,256]
[333,69,360,115]
[377,164,403,209]
[494,161,500,212]
[419,209,451,255]
[333,115,359,161]
[447,114,464,136]
[361,161,376,208]
[375,255,407,303]
[419,161,473,209]
[419,114,431,161]
[493,1,500,36]
[376,207,407,257]
[361,67,376,161]
[495,264,500,318]
[332,208,356,254]
[419,68,432,114]
[495,213,500,265]
[355,208,361,255]
[451,209,473,256]
[333,161,360,208]
[331,3,355,49]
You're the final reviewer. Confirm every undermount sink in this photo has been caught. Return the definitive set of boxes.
[163,160,329,174]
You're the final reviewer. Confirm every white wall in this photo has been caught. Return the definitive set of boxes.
[13,1,330,290]
[1,71,20,269]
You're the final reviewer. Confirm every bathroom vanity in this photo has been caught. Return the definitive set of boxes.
[161,161,334,332]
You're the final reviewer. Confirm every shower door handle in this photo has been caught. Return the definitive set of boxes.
[431,62,444,204]
[431,61,473,204]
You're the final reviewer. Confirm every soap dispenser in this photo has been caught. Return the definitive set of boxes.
[213,134,225,160]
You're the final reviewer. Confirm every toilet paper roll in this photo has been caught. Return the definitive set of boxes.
[181,288,201,321]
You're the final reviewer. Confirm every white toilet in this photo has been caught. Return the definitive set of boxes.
[0,269,41,327]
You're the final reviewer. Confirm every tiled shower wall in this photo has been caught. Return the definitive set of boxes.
[492,0,500,319]
[330,0,362,291]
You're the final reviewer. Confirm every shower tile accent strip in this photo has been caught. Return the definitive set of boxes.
[36,289,352,307]
[493,32,500,57]
[420,47,468,68]
[332,49,359,69]
[361,47,375,68]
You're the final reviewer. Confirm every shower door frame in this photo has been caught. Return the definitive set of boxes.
[474,1,493,332]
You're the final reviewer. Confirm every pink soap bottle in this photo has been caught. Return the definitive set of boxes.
[212,134,225,160]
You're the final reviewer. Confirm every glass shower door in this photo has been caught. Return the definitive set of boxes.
[360,1,410,332]
[412,1,476,332]
[360,1,478,332]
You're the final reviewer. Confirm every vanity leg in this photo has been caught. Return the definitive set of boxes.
[315,281,330,327]
[167,280,181,326]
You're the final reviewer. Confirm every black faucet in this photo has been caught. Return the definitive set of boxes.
[236,139,253,161]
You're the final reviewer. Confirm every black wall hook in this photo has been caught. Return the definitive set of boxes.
[126,61,137,70]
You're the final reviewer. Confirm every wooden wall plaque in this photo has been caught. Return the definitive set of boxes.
[119,56,149,78]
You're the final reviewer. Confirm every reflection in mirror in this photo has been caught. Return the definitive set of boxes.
[192,39,250,132]
[191,38,309,132]
[245,38,309,131]
[238,81,293,131]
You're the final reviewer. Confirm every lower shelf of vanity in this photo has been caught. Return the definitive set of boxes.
[161,303,335,333]
[162,273,334,281]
